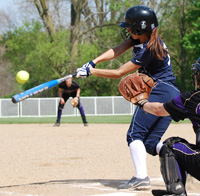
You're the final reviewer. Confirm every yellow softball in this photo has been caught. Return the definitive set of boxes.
[16,70,29,84]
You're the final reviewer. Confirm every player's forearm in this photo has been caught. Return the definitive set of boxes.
[92,48,118,64]
[143,102,170,116]
[90,61,140,79]
[93,40,132,65]
[90,68,123,79]
[58,89,63,98]
[76,88,80,98]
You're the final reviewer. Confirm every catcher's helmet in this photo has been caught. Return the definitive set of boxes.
[120,5,158,39]
[191,57,200,90]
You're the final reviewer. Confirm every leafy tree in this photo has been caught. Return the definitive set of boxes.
[156,0,191,92]
[77,26,123,96]
[2,21,72,97]
[183,1,200,65]
[75,0,143,96]
[1,0,200,98]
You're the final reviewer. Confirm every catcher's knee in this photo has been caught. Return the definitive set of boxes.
[159,145,185,195]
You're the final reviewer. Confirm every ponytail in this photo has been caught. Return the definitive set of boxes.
[146,28,168,60]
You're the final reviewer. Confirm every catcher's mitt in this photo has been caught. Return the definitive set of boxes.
[70,97,79,107]
[118,72,155,105]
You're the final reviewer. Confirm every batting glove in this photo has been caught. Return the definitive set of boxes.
[76,67,91,78]
[83,60,96,68]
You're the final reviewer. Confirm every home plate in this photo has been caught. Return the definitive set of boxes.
[91,193,136,196]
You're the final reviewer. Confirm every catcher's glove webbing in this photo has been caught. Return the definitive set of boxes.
[70,97,79,107]
[118,72,155,108]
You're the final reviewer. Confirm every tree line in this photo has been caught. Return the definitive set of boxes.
[0,0,200,98]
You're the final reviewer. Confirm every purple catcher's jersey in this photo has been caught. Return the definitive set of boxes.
[164,89,200,129]
[131,38,176,82]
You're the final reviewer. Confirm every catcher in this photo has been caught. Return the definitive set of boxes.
[119,57,200,195]
[54,77,88,127]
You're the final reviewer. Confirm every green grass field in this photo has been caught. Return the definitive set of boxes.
[0,115,190,124]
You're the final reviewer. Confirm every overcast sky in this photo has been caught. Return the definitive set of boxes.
[0,0,71,35]
[0,0,13,9]
[0,0,18,14]
[0,0,39,34]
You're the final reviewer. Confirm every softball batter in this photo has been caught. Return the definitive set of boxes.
[76,5,180,190]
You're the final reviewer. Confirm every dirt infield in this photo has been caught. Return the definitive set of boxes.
[0,123,199,196]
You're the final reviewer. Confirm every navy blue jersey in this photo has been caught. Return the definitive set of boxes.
[127,37,180,156]
[58,80,79,97]
[131,38,176,82]
[164,89,200,129]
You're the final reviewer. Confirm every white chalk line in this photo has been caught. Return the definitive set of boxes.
[0,177,200,196]
[70,181,151,195]
[68,179,200,196]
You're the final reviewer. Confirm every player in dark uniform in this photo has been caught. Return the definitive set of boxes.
[140,57,200,195]
[76,5,180,190]
[54,77,88,127]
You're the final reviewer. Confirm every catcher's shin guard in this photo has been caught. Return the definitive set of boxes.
[159,145,185,195]
[196,131,200,149]
[194,127,200,148]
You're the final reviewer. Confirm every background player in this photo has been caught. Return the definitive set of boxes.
[54,77,88,127]
[136,57,200,195]
[76,5,180,190]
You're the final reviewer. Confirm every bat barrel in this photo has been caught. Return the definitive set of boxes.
[12,83,52,103]
[11,72,77,103]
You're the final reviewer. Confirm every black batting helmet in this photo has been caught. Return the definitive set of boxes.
[191,57,200,90]
[120,5,158,39]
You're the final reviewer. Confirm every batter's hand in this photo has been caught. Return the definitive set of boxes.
[83,60,96,68]
[76,67,91,78]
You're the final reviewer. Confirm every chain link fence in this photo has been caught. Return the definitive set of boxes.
[0,96,136,118]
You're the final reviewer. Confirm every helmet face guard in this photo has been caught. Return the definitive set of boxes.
[191,57,200,90]
[120,5,158,40]
[120,28,131,41]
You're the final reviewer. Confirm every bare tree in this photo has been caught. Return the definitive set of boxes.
[0,45,15,97]
[0,7,18,34]
[178,0,187,92]
[70,0,88,61]
[0,10,16,96]
[34,0,55,36]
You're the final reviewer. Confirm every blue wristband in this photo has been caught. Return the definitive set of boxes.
[86,67,91,77]
[89,60,96,68]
